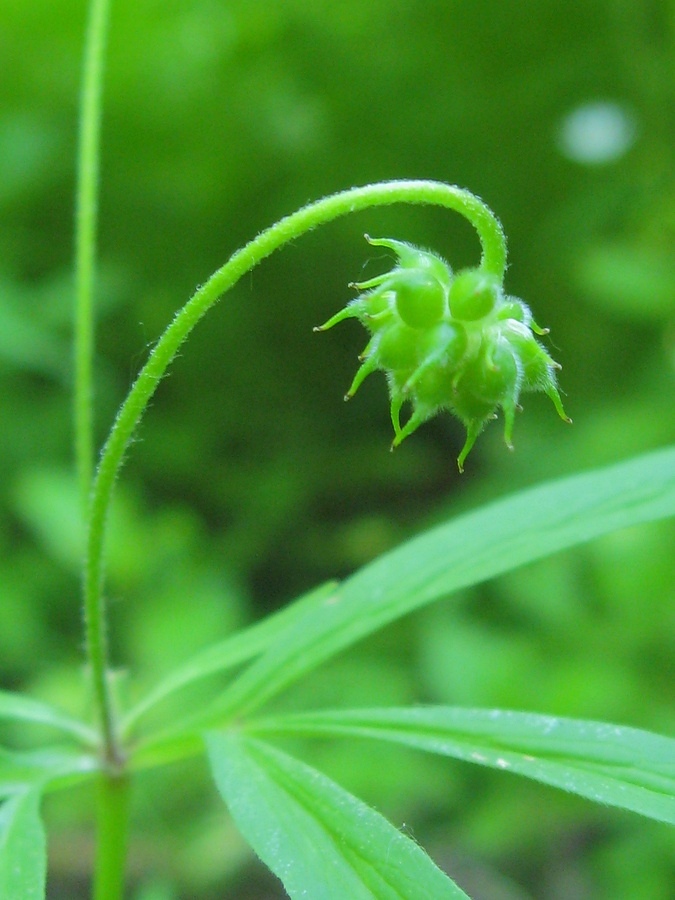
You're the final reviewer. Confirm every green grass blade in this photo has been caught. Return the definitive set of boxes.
[123,581,338,734]
[205,446,675,723]
[0,789,46,899]
[0,690,97,745]
[249,707,675,825]
[207,732,469,899]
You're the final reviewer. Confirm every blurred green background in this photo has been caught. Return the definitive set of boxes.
[1,0,674,896]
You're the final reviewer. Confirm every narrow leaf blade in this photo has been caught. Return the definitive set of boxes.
[0,745,99,799]
[0,690,96,744]
[123,580,339,732]
[208,447,675,721]
[0,789,46,899]
[250,707,675,825]
[207,732,469,899]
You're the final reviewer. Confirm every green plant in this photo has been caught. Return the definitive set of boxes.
[315,234,570,470]
[1,1,674,898]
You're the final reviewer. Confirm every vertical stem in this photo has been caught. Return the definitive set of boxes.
[76,0,121,764]
[93,773,131,900]
[76,1,128,892]
[75,0,111,514]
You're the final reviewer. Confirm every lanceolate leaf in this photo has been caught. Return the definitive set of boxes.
[123,581,339,733]
[0,746,99,800]
[0,690,96,745]
[249,707,675,825]
[205,447,675,723]
[207,732,469,899]
[0,789,46,899]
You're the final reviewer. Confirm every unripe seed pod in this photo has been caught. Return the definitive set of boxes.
[366,236,452,290]
[361,290,396,332]
[394,269,446,329]
[496,298,531,324]
[450,392,499,426]
[503,320,553,389]
[420,320,468,368]
[375,321,422,371]
[405,322,468,401]
[409,366,455,413]
[315,231,570,469]
[470,338,521,405]
[449,268,499,321]
[362,289,393,318]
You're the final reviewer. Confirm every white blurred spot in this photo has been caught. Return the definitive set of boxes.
[559,102,636,164]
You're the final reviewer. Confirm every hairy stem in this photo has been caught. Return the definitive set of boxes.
[75,0,111,513]
[84,179,506,766]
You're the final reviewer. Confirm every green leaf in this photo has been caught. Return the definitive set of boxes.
[205,447,675,723]
[0,746,99,799]
[0,690,97,744]
[123,580,338,733]
[206,732,469,899]
[249,707,675,825]
[0,789,46,899]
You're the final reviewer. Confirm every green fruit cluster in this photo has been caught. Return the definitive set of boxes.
[316,236,570,470]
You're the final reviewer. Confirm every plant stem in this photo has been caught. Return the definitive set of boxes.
[93,772,130,900]
[76,0,121,769]
[75,0,111,515]
[75,3,133,893]
[84,179,506,768]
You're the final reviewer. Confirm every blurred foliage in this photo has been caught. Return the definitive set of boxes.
[1,0,674,896]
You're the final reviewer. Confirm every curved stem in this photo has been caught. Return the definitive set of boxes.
[83,179,506,764]
[74,0,111,515]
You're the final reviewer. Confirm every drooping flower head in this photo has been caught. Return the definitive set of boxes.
[315,235,570,471]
